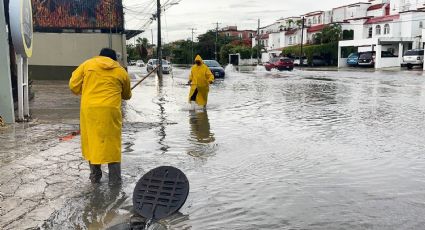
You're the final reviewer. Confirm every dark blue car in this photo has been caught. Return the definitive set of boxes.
[204,60,225,78]
[346,53,359,66]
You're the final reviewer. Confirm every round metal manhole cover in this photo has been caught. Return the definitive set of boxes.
[133,166,189,220]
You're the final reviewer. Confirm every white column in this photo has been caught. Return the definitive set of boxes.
[23,57,29,117]
[17,55,24,121]
[375,44,382,69]
[337,45,342,68]
[398,42,404,67]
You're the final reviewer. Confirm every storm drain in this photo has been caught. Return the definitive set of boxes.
[132,166,190,221]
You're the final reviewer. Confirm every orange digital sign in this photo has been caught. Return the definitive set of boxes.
[32,0,124,31]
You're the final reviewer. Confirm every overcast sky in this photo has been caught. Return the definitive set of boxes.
[123,0,367,44]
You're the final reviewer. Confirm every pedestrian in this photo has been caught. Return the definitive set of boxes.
[69,48,132,185]
[188,55,214,109]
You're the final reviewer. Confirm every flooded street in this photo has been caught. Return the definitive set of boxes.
[4,66,425,229]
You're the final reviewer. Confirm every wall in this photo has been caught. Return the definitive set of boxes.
[367,9,384,17]
[0,0,14,123]
[377,57,399,68]
[29,32,127,80]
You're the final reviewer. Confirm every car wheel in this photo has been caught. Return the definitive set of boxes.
[407,64,413,69]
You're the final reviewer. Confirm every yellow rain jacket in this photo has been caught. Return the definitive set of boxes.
[188,55,214,106]
[69,56,132,164]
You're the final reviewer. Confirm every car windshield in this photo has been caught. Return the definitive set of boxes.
[348,53,358,58]
[359,53,373,59]
[204,60,220,67]
[150,60,168,65]
[405,50,424,56]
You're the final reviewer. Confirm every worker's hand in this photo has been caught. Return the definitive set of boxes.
[187,80,192,85]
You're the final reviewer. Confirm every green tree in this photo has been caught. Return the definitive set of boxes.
[312,23,342,44]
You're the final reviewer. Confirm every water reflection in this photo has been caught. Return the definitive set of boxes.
[83,185,126,229]
[189,110,215,144]
[187,110,216,158]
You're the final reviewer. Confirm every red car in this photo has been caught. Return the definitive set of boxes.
[265,57,294,71]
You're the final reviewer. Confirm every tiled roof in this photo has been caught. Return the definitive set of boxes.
[307,24,326,33]
[285,29,298,35]
[367,3,385,11]
[365,14,400,24]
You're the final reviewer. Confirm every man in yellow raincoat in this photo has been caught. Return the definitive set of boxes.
[188,55,214,108]
[69,48,132,184]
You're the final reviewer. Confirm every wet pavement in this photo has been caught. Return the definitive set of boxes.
[2,66,425,229]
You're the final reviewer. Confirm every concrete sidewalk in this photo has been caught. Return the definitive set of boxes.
[0,81,87,229]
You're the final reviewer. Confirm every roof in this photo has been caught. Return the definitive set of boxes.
[307,24,326,33]
[333,2,371,10]
[285,29,298,35]
[125,30,144,40]
[303,11,324,17]
[367,3,385,11]
[365,14,400,24]
[259,34,269,39]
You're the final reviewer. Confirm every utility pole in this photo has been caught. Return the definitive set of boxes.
[214,22,221,61]
[300,17,305,66]
[257,19,261,65]
[190,28,196,63]
[157,0,163,77]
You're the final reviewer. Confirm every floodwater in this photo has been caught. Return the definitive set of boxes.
[44,66,425,229]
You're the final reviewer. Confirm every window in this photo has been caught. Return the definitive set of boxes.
[318,16,321,24]
[313,17,317,24]
[308,19,312,25]
[384,24,390,34]
[420,21,423,29]
[376,25,381,35]
[289,37,293,45]
[226,33,230,36]
[368,27,373,38]
[238,33,243,39]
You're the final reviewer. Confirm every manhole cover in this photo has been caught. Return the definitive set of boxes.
[133,166,189,220]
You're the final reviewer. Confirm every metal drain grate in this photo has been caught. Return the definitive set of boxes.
[133,166,189,220]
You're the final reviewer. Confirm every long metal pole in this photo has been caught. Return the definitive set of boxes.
[157,0,163,77]
[215,22,219,61]
[257,19,260,64]
[191,28,194,63]
[300,17,305,66]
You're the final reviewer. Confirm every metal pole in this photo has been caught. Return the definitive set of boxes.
[215,22,219,61]
[257,19,260,65]
[190,28,196,63]
[157,0,163,78]
[300,17,305,66]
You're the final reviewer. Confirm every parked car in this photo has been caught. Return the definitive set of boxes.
[129,60,136,66]
[358,51,375,67]
[358,51,397,67]
[311,56,328,66]
[401,49,424,69]
[203,60,225,78]
[265,57,294,71]
[346,53,359,66]
[293,56,308,66]
[146,59,172,74]
[136,60,145,67]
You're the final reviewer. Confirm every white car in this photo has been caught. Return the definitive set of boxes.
[136,60,145,67]
[401,49,424,69]
[147,59,172,74]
